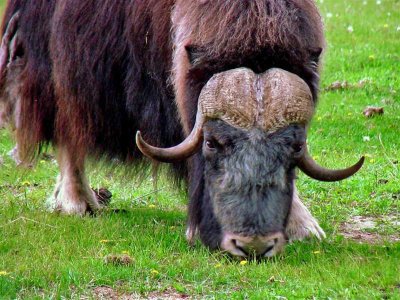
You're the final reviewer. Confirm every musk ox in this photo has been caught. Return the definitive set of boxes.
[0,0,364,258]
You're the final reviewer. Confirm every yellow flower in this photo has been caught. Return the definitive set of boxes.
[383,24,389,28]
[313,250,321,254]
[40,160,46,164]
[239,260,248,266]
[369,159,375,163]
[148,204,156,209]
[22,181,31,186]
[150,269,159,275]
[0,271,8,276]
[214,263,222,268]
[100,239,110,243]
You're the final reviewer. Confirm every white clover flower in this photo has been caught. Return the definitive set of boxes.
[326,12,333,18]
[363,136,371,142]
[376,0,381,4]
[347,25,354,33]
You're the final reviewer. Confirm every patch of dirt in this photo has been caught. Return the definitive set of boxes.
[147,288,190,300]
[363,106,384,117]
[103,254,134,266]
[324,78,372,91]
[89,286,122,299]
[340,215,400,243]
[87,286,190,300]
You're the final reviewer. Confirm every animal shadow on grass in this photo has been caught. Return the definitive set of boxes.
[94,203,186,228]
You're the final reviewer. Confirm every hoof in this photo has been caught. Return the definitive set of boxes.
[8,146,21,165]
[52,198,89,216]
[287,185,326,242]
[286,218,326,242]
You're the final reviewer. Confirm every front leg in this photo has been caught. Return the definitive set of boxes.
[285,184,326,241]
[47,146,104,215]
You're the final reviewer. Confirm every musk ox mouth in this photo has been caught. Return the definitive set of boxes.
[136,67,364,182]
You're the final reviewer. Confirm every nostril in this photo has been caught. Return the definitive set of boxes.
[232,239,249,256]
[260,245,275,257]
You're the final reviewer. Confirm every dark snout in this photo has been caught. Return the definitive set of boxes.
[221,232,286,258]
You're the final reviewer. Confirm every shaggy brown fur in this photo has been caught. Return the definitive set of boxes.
[50,0,182,166]
[173,0,323,58]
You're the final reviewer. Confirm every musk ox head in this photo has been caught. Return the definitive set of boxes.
[136,68,364,258]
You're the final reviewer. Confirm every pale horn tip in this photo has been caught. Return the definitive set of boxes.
[298,147,365,182]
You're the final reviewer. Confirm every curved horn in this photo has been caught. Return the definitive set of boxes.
[298,146,365,181]
[135,68,257,162]
[136,110,204,163]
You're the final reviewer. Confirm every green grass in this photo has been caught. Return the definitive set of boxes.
[1,0,400,299]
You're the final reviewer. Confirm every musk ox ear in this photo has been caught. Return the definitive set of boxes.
[185,44,204,66]
[184,44,208,82]
[309,47,323,64]
[9,33,23,62]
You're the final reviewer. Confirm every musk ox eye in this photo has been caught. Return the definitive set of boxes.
[206,139,217,150]
[292,142,304,156]
[293,143,303,152]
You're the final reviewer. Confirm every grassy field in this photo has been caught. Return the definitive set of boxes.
[0,0,399,299]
